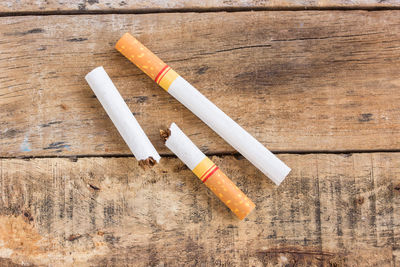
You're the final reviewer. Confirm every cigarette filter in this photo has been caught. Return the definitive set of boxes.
[116,33,290,185]
[162,123,255,220]
[85,66,161,166]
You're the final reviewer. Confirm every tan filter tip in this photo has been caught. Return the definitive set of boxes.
[115,33,166,81]
[197,159,256,220]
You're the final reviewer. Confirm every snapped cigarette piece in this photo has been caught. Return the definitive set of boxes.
[116,33,290,185]
[85,66,161,165]
[162,123,255,220]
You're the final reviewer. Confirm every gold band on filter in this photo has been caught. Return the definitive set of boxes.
[115,33,179,91]
[193,157,255,220]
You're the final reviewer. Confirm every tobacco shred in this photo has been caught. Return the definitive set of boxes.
[138,157,157,169]
[159,129,171,142]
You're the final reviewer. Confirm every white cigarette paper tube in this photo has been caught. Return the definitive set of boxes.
[169,78,290,185]
[116,34,290,185]
[85,66,161,164]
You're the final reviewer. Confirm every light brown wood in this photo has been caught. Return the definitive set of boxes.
[0,153,399,266]
[0,0,399,13]
[1,5,399,267]
[1,11,400,157]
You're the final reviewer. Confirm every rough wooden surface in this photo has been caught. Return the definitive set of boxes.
[1,0,399,13]
[0,153,399,266]
[1,11,400,157]
[1,4,400,266]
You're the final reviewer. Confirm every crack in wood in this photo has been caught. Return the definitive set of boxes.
[0,6,400,18]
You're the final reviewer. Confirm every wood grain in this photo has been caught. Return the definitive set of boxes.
[0,11,399,157]
[0,153,399,266]
[0,0,399,13]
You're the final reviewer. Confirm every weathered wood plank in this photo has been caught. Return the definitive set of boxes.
[1,11,400,157]
[0,153,399,266]
[0,0,399,13]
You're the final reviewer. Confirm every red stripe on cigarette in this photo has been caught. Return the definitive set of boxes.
[200,164,215,181]
[157,67,171,84]
[155,65,169,83]
[202,166,219,183]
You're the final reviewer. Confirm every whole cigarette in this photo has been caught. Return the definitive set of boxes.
[162,123,255,220]
[85,66,161,166]
[116,33,290,185]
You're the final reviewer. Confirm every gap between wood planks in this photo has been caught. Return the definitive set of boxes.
[1,150,400,161]
[1,5,400,18]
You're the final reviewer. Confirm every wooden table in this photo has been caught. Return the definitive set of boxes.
[1,1,400,266]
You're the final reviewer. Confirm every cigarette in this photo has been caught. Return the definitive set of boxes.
[161,123,255,220]
[116,33,290,185]
[85,66,161,166]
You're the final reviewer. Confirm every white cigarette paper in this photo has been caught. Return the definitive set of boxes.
[116,34,290,185]
[165,123,206,170]
[169,78,290,185]
[85,66,160,163]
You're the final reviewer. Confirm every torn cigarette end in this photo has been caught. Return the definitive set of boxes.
[164,123,255,220]
[138,157,157,169]
[159,129,171,142]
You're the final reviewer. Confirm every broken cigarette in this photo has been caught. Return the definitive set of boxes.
[116,33,290,185]
[161,123,255,220]
[85,66,160,166]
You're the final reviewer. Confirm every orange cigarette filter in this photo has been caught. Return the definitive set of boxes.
[116,33,179,91]
[194,157,255,220]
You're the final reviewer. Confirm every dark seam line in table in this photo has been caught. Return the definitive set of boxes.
[1,149,400,160]
[0,6,400,18]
